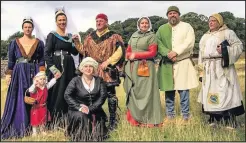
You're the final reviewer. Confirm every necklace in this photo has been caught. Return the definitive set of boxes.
[82,76,92,87]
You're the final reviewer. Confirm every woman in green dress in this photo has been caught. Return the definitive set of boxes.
[123,16,163,127]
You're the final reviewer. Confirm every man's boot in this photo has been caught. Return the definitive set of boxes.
[108,96,118,131]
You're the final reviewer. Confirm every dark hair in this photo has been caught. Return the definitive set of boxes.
[22,19,34,29]
[55,11,67,21]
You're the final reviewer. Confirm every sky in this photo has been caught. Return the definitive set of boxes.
[1,1,245,40]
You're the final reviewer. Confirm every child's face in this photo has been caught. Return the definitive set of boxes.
[35,76,46,86]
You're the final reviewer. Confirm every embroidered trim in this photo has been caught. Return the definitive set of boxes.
[5,69,13,75]
[50,31,75,47]
[90,30,116,44]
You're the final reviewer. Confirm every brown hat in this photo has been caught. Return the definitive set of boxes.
[166,6,180,16]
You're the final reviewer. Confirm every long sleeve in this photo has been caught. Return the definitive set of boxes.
[26,84,38,104]
[172,24,195,55]
[156,28,171,57]
[126,35,133,59]
[198,35,206,77]
[47,78,57,89]
[225,30,243,66]
[126,45,132,59]
[44,33,55,69]
[70,44,79,56]
[44,33,60,74]
[64,78,81,111]
[133,34,158,59]
[134,44,157,59]
[107,46,123,65]
[74,43,84,56]
[106,36,124,65]
[88,78,107,112]
[28,84,37,93]
[5,40,16,75]
[37,40,46,71]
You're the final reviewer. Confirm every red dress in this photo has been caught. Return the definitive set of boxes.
[30,87,51,126]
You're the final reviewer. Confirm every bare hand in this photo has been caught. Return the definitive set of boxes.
[171,57,177,62]
[216,45,222,54]
[72,34,80,43]
[5,75,11,85]
[34,79,39,87]
[81,104,89,114]
[54,72,61,79]
[100,60,110,70]
[129,53,135,60]
[167,51,177,59]
[54,72,62,79]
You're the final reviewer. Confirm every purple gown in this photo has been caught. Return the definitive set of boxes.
[1,38,45,139]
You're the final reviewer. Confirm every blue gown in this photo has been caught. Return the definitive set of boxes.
[1,38,45,139]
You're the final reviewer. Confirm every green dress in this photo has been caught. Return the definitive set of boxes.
[123,31,163,124]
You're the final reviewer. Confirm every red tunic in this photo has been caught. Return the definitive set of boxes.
[30,87,51,126]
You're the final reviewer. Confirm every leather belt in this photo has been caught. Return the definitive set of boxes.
[16,57,35,63]
[202,57,222,60]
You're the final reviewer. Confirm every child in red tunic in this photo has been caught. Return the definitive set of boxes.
[27,71,60,136]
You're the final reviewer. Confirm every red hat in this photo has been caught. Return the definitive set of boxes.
[96,13,108,21]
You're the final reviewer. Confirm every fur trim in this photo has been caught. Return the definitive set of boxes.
[15,38,39,58]
[27,39,39,59]
[16,38,27,58]
[5,69,13,75]
[90,30,116,44]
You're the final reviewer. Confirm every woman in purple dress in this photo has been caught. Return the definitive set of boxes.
[1,17,46,139]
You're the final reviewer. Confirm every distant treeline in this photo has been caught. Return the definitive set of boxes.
[1,11,245,59]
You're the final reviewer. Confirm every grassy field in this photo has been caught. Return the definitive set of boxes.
[1,54,245,141]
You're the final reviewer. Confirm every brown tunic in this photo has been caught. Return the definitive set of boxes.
[83,31,124,85]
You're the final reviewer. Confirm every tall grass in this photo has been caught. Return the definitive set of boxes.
[1,55,245,141]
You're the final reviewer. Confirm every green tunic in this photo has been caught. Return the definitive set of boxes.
[156,24,174,91]
[123,31,163,124]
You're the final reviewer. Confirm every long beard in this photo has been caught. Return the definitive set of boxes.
[169,17,179,26]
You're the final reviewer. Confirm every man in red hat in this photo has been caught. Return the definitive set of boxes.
[75,13,125,131]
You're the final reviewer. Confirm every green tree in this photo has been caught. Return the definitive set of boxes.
[1,40,9,59]
[219,12,245,50]
[7,31,23,42]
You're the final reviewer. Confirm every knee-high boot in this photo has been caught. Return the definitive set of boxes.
[107,85,119,131]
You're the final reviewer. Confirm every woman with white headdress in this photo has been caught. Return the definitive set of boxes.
[44,6,82,126]
[64,57,108,141]
[123,16,164,127]
[1,17,46,139]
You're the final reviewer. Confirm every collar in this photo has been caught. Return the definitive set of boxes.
[96,27,109,37]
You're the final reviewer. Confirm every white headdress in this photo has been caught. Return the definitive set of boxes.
[23,16,46,45]
[54,6,81,39]
[79,57,98,71]
[137,16,152,32]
